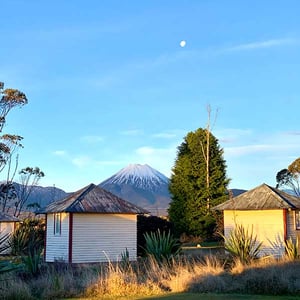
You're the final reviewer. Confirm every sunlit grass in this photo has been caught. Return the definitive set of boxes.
[2,255,300,298]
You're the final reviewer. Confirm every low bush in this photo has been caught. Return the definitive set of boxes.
[137,215,174,256]
[143,229,181,265]
[285,237,299,260]
[9,218,45,256]
[222,224,262,264]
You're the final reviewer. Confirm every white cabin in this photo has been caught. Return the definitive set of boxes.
[43,183,147,263]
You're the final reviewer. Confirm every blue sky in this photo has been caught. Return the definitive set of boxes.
[1,0,300,192]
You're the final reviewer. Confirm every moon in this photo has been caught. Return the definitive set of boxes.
[180,40,186,48]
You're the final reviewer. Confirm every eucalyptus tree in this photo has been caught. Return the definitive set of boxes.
[14,167,45,217]
[276,157,300,197]
[0,82,28,212]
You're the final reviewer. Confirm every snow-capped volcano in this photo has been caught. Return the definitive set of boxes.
[101,164,169,191]
[99,164,171,215]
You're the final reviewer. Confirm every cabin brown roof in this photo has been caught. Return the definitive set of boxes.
[213,183,300,211]
[42,183,148,214]
[0,213,19,222]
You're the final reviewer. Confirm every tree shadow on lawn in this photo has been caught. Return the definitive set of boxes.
[137,260,300,300]
[138,293,300,300]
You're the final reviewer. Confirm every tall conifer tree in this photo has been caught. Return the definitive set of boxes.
[168,128,229,239]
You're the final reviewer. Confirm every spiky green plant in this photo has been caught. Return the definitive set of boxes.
[120,248,130,272]
[222,224,262,264]
[0,232,21,275]
[0,260,20,274]
[285,237,299,260]
[143,229,181,264]
[21,248,42,276]
[9,218,45,256]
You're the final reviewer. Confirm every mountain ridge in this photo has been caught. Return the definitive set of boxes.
[0,165,269,215]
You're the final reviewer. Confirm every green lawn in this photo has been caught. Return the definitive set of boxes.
[139,293,300,300]
[72,293,300,300]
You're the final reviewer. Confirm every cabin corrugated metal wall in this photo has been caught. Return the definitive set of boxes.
[45,212,69,262]
[224,210,285,257]
[286,210,296,240]
[71,213,137,263]
[286,210,300,251]
[0,222,15,254]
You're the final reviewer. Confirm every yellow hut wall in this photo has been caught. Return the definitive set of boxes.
[224,210,285,257]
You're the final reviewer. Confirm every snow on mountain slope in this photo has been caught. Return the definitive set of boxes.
[100,164,169,191]
[99,164,171,215]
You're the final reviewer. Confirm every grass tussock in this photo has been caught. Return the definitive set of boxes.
[2,255,300,298]
[86,262,163,298]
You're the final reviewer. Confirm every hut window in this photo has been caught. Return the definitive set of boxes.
[54,213,61,235]
[295,211,300,230]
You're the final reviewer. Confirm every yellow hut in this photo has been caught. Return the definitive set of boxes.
[214,183,300,257]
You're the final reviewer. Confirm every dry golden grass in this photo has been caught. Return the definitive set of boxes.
[165,255,224,293]
[2,255,300,299]
[86,262,163,298]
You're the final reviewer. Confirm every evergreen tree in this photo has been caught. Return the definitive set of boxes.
[168,128,229,239]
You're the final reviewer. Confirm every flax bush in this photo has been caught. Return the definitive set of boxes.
[285,237,299,260]
[9,218,45,256]
[223,224,262,264]
[143,229,181,264]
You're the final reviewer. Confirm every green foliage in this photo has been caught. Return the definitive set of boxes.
[9,218,45,256]
[21,248,42,276]
[143,229,181,264]
[196,214,217,241]
[223,224,262,264]
[285,237,299,260]
[0,260,20,274]
[169,128,229,238]
[7,218,44,277]
[120,248,130,271]
[137,214,174,256]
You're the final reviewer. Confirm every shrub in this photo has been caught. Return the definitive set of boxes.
[0,260,20,274]
[222,224,262,264]
[9,218,45,256]
[285,237,299,260]
[120,248,130,272]
[21,248,42,277]
[137,215,174,256]
[143,229,181,264]
[197,214,218,241]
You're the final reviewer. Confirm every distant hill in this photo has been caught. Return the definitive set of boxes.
[0,171,249,216]
[99,164,171,216]
[10,183,69,209]
[24,185,69,207]
[230,188,247,197]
